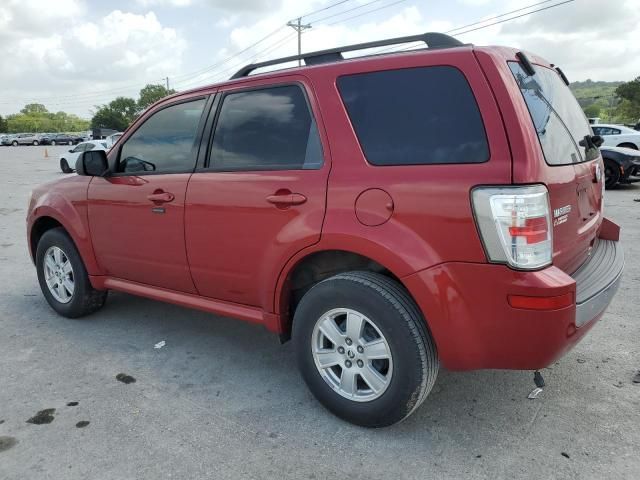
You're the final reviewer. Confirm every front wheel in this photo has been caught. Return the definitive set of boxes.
[60,158,73,173]
[604,159,620,189]
[293,271,438,427]
[33,140,39,146]
[12,141,18,146]
[36,228,107,318]
[51,140,57,146]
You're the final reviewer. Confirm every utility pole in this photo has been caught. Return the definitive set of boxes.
[164,77,170,90]
[286,17,312,66]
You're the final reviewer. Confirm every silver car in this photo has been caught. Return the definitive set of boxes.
[11,133,44,146]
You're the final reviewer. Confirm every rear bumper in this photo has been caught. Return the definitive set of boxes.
[403,228,623,371]
[574,239,624,327]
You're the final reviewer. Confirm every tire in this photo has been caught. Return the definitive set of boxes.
[617,142,638,150]
[60,158,73,174]
[51,140,57,146]
[33,140,39,146]
[36,227,107,318]
[12,141,18,146]
[604,159,620,189]
[293,271,438,427]
[68,141,73,146]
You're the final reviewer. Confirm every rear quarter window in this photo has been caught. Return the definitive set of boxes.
[337,66,489,166]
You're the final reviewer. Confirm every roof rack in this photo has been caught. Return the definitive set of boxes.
[230,32,464,79]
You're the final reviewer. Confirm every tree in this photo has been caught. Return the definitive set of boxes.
[583,104,601,118]
[615,77,640,121]
[138,84,176,110]
[20,103,48,115]
[0,114,7,133]
[91,97,139,131]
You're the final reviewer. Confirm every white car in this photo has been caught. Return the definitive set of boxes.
[105,132,124,149]
[592,123,640,150]
[59,140,108,173]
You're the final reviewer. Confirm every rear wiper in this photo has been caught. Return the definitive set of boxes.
[516,51,536,76]
[554,66,570,86]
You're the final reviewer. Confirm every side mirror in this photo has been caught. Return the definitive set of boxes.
[592,135,604,148]
[76,150,110,177]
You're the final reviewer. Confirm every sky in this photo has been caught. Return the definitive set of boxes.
[0,0,638,118]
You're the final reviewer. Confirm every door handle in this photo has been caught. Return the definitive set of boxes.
[266,192,307,206]
[147,191,175,203]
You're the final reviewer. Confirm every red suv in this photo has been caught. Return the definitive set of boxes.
[27,33,624,427]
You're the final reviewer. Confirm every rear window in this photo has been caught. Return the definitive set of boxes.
[509,62,597,165]
[337,66,489,166]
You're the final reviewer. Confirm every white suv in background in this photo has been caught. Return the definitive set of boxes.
[58,140,108,173]
[592,123,640,150]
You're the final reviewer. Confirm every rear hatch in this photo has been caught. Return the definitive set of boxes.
[508,60,603,273]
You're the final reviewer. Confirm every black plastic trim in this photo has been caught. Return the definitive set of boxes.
[231,32,465,79]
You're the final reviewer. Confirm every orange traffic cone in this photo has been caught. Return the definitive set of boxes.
[44,148,49,158]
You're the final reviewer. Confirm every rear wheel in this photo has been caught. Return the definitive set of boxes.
[293,271,438,427]
[33,140,39,146]
[36,228,107,318]
[51,140,57,146]
[60,158,73,173]
[68,141,73,146]
[604,159,621,189]
[12,141,18,146]
[617,142,638,150]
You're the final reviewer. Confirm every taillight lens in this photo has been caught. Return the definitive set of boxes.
[472,185,552,270]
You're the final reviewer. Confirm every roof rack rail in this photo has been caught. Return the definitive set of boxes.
[230,32,464,79]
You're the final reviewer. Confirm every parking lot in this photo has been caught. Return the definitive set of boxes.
[0,145,638,479]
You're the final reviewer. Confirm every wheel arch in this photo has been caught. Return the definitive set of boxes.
[28,206,100,275]
[272,246,428,342]
[616,142,638,150]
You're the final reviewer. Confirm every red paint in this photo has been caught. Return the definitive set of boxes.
[354,189,394,226]
[27,43,621,371]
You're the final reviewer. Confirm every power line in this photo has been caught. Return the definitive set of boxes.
[312,0,387,24]
[326,0,407,26]
[445,0,558,34]
[446,0,575,37]
[297,0,354,20]
[376,0,575,54]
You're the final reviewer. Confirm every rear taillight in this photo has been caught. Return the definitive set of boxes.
[472,185,552,270]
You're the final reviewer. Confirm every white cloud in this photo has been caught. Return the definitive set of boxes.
[136,0,275,11]
[456,0,640,82]
[0,6,187,115]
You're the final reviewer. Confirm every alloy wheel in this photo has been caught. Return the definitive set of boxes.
[43,246,75,303]
[311,308,393,402]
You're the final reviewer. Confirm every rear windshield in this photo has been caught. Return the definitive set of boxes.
[509,62,597,165]
[337,66,489,166]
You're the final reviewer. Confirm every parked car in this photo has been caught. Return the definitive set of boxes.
[105,132,123,149]
[601,145,640,188]
[12,133,44,146]
[1,134,16,146]
[58,140,108,173]
[26,32,623,427]
[43,133,82,146]
[591,123,640,150]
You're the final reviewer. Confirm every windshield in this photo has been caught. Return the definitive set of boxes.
[509,62,597,165]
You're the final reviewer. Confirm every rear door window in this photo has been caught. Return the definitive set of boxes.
[209,85,323,171]
[337,66,489,166]
[509,62,597,165]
